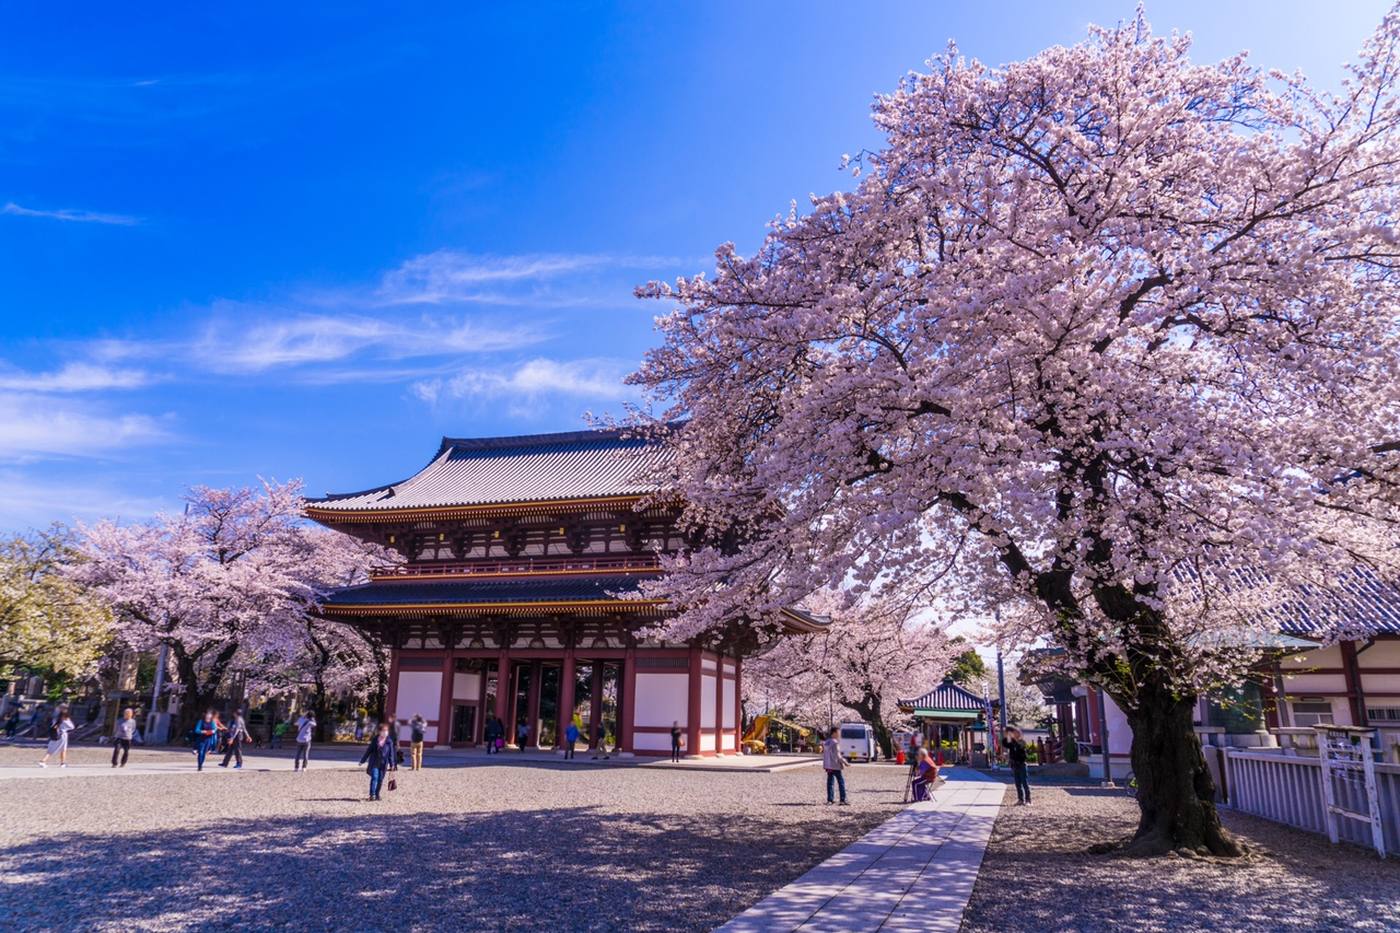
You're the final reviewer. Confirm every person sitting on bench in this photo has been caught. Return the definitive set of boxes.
[911,747,939,801]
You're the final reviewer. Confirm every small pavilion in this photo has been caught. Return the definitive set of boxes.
[898,679,993,764]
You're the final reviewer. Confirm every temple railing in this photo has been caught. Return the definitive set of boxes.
[370,554,663,580]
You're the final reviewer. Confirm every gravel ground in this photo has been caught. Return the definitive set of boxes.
[961,784,1400,933]
[0,745,906,932]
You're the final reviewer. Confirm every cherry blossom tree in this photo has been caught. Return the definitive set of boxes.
[630,10,1400,856]
[747,590,956,757]
[239,527,388,736]
[71,481,384,736]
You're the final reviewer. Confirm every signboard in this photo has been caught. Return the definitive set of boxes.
[1314,725,1386,858]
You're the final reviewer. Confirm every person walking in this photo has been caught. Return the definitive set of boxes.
[1005,726,1031,805]
[111,707,138,768]
[219,709,250,769]
[564,719,580,760]
[669,720,683,763]
[483,716,500,754]
[822,725,849,805]
[591,721,610,760]
[293,712,316,772]
[516,719,529,751]
[193,710,219,771]
[409,714,426,771]
[359,721,398,801]
[37,705,74,768]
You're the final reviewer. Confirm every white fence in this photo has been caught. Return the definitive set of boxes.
[1225,749,1400,856]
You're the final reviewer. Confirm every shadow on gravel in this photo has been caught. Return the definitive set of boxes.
[960,786,1400,933]
[0,807,863,932]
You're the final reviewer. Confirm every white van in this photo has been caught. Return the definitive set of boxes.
[837,722,877,762]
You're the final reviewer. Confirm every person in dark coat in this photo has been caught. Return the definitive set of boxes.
[484,716,501,754]
[359,721,398,801]
[1005,727,1031,804]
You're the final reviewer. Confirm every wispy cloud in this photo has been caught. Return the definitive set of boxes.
[0,362,150,392]
[2,201,140,226]
[376,250,681,306]
[200,312,544,374]
[0,469,173,530]
[0,393,170,461]
[411,357,633,405]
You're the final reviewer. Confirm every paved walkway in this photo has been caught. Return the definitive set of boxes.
[718,769,1004,932]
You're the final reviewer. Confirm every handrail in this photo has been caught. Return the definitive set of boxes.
[1225,748,1400,773]
[369,554,663,580]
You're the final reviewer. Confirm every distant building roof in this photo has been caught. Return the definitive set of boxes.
[305,427,674,515]
[898,679,988,720]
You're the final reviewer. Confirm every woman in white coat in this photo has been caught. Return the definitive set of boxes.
[37,705,75,768]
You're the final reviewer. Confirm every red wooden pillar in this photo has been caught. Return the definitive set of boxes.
[686,644,702,758]
[557,645,576,750]
[713,651,724,755]
[436,652,454,747]
[476,665,489,745]
[588,662,603,747]
[620,644,637,754]
[507,662,523,746]
[386,649,402,734]
[732,655,743,754]
[526,660,543,747]
[493,649,510,738]
[1340,640,1366,726]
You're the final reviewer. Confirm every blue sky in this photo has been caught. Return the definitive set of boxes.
[0,1,1390,529]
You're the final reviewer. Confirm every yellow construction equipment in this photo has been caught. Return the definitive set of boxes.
[741,715,810,754]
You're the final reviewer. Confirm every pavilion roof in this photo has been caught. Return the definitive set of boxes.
[897,679,988,717]
[305,427,674,516]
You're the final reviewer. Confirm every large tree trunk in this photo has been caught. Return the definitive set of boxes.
[311,677,331,743]
[1119,680,1243,857]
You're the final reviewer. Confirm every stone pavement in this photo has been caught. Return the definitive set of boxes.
[718,768,1005,932]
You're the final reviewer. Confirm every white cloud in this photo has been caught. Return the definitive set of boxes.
[0,362,150,392]
[411,357,633,405]
[376,250,682,306]
[0,393,170,461]
[2,201,140,226]
[0,469,173,530]
[193,312,543,373]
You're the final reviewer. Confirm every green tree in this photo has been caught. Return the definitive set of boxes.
[0,526,111,681]
[948,640,986,687]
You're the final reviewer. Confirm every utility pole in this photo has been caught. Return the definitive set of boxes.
[996,649,1008,732]
[1098,686,1115,787]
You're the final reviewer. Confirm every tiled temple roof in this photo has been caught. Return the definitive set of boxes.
[306,427,673,514]
[898,679,988,714]
[320,574,655,615]
[1268,570,1400,637]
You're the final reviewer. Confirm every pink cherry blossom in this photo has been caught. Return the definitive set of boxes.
[627,8,1400,855]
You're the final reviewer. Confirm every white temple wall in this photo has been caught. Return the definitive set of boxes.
[396,671,442,742]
